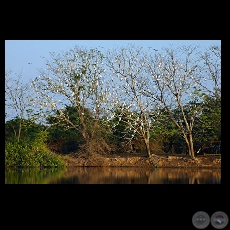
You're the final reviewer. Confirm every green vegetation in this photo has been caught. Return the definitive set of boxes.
[5,119,65,167]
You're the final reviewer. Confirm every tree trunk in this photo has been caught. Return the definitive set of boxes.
[144,139,151,157]
[17,121,22,142]
[189,134,195,158]
[186,139,195,158]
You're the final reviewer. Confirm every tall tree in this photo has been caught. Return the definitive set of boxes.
[5,70,35,141]
[197,45,221,100]
[31,46,109,146]
[105,44,154,157]
[142,45,221,158]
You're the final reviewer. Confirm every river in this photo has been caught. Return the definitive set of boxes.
[5,167,221,184]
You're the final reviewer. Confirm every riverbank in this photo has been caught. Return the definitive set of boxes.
[59,153,221,168]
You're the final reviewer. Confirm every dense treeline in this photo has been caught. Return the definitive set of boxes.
[5,44,221,166]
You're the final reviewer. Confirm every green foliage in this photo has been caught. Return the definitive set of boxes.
[5,117,46,142]
[193,95,221,148]
[108,108,138,142]
[46,105,92,153]
[46,105,115,154]
[5,138,65,167]
[5,120,66,167]
[46,105,93,139]
[149,94,221,155]
[150,111,186,154]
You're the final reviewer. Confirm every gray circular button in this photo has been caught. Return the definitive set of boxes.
[192,211,210,229]
[211,211,229,229]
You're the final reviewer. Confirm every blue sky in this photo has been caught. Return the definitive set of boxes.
[5,40,221,83]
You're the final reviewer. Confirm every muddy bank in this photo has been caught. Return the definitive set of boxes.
[59,153,221,168]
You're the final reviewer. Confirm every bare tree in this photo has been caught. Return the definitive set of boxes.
[143,45,220,158]
[31,46,109,145]
[105,44,154,157]
[5,70,34,141]
[197,45,221,100]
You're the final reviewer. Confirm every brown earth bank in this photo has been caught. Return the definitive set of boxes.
[59,153,221,168]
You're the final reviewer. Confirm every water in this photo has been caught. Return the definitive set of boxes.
[5,167,221,184]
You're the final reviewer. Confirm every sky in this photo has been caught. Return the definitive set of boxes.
[5,40,221,83]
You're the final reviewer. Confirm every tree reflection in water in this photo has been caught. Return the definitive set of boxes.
[5,167,221,184]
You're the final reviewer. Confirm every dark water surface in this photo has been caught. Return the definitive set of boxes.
[5,167,221,184]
